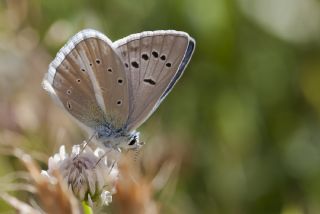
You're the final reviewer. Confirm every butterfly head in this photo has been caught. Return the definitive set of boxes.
[98,129,143,151]
[125,131,143,150]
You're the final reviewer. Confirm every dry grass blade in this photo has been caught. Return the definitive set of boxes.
[113,156,159,214]
[13,148,82,214]
[0,192,41,214]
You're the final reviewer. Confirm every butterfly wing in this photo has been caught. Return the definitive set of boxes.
[43,29,130,133]
[114,30,195,131]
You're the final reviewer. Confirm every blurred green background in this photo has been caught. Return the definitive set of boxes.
[1,0,320,213]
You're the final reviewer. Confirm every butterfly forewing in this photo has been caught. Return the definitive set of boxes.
[51,51,107,129]
[45,29,130,132]
[76,37,129,128]
[114,31,195,131]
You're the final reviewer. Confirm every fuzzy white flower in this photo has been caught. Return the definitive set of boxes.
[41,144,119,207]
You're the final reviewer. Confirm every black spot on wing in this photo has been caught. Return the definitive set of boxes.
[152,51,159,58]
[160,55,166,60]
[142,53,149,60]
[144,78,156,85]
[131,61,139,68]
[67,101,72,109]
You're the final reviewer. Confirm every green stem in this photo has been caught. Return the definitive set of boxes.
[82,201,93,214]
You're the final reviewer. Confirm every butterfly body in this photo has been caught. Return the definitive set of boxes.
[43,29,195,150]
[94,123,138,149]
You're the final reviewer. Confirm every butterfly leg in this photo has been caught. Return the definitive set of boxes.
[94,148,120,168]
[73,132,97,160]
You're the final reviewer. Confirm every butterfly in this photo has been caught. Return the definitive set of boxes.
[43,29,195,150]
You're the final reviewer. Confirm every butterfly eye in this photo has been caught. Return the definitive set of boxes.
[128,138,136,146]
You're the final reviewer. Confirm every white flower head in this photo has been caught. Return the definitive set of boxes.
[42,144,119,207]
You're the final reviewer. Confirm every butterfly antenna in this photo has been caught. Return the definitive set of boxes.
[133,140,144,162]
[133,147,140,162]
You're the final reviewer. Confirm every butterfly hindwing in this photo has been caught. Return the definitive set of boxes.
[114,30,195,131]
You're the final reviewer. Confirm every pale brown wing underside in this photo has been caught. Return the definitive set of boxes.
[45,30,129,131]
[75,38,129,128]
[114,31,195,131]
[52,51,106,128]
[44,29,194,135]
